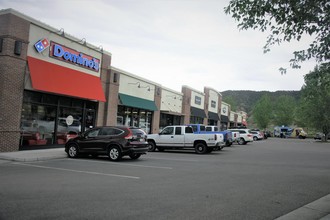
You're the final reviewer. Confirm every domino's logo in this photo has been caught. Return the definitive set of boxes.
[34,38,50,53]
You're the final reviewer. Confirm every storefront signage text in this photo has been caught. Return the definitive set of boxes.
[195,96,202,105]
[50,42,100,72]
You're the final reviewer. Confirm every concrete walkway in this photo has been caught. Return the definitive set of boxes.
[275,194,330,220]
[0,148,329,219]
[0,148,66,162]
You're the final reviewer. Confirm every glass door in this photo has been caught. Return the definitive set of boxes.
[85,110,96,131]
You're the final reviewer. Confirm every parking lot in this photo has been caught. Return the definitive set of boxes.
[1,138,330,220]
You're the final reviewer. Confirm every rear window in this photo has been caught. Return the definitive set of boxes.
[191,125,198,132]
[131,128,146,136]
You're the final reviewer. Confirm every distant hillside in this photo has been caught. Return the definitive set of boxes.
[221,90,301,114]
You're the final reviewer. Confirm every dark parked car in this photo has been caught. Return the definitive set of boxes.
[65,126,149,161]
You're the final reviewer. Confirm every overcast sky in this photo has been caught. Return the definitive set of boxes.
[1,0,317,92]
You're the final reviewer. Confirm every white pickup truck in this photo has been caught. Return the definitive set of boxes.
[147,125,226,154]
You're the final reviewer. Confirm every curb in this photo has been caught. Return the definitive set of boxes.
[0,148,67,162]
[275,194,330,220]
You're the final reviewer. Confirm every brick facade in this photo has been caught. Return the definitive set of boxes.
[0,13,30,152]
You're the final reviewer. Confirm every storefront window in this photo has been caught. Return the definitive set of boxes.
[20,103,56,146]
[117,106,153,133]
[124,107,132,126]
[132,108,139,127]
[145,111,152,134]
[190,116,203,124]
[85,110,95,131]
[208,119,217,126]
[56,107,82,144]
[20,91,97,148]
[159,113,181,131]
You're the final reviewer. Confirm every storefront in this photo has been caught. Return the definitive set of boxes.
[159,88,184,130]
[0,9,111,151]
[20,24,108,149]
[229,111,237,128]
[205,88,221,126]
[189,91,206,124]
[114,68,159,134]
[220,102,230,130]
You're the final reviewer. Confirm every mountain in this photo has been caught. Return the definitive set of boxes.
[220,90,301,114]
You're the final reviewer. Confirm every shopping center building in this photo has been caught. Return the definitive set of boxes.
[0,8,247,152]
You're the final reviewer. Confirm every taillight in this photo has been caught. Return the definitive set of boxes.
[125,129,133,139]
[247,134,253,137]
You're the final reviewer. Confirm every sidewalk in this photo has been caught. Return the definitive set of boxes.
[275,195,330,220]
[0,148,329,219]
[0,148,67,162]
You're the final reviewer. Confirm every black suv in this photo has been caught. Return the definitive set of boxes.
[65,126,149,161]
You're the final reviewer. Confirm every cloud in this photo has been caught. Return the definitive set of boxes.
[0,0,317,93]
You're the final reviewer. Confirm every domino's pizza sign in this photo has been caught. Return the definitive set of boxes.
[50,42,100,72]
[34,38,50,53]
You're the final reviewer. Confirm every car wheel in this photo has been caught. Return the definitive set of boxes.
[195,142,208,154]
[148,141,156,152]
[129,153,141,160]
[108,146,122,161]
[238,138,245,145]
[253,136,258,141]
[67,144,79,158]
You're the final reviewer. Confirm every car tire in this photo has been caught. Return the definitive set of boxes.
[253,136,258,141]
[238,138,245,145]
[108,145,122,161]
[67,144,79,158]
[148,141,156,152]
[195,142,208,154]
[129,153,141,160]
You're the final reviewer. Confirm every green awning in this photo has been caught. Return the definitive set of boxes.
[119,93,158,111]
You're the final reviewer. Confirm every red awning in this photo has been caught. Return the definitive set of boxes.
[27,57,106,102]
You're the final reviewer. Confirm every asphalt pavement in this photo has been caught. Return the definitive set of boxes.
[0,147,329,220]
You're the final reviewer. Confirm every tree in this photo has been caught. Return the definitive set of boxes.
[222,96,237,112]
[299,63,330,141]
[225,0,330,72]
[273,95,296,126]
[252,94,272,129]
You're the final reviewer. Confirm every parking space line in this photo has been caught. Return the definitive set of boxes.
[67,158,173,169]
[14,162,140,179]
[147,157,200,162]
